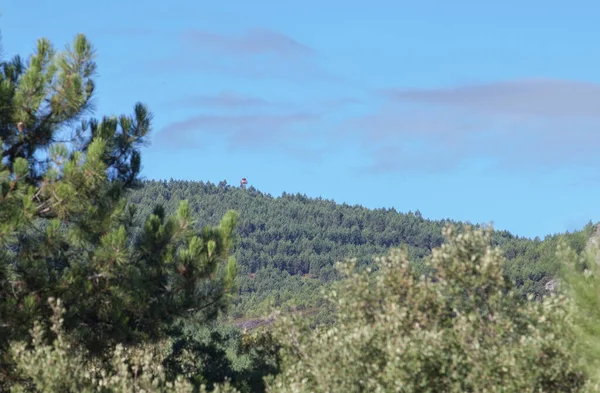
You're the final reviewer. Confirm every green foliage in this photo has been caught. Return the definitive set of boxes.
[164,319,280,393]
[9,298,241,393]
[268,225,587,392]
[502,223,597,300]
[127,181,454,280]
[560,226,600,391]
[128,180,593,322]
[231,267,330,320]
[0,34,240,389]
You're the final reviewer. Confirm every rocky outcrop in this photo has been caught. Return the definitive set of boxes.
[544,279,560,293]
[586,224,600,266]
[544,225,600,295]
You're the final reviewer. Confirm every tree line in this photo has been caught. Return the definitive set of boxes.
[128,179,595,320]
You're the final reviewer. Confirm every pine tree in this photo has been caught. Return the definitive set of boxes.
[0,34,239,387]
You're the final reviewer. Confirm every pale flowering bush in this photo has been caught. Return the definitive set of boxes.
[9,298,239,393]
[267,225,588,393]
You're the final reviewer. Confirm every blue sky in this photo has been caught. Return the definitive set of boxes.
[2,0,600,238]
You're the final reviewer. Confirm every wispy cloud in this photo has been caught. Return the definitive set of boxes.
[163,91,362,115]
[344,78,600,175]
[359,144,468,175]
[381,78,600,118]
[167,91,270,109]
[154,112,321,155]
[147,27,340,84]
[180,28,315,59]
[152,78,600,178]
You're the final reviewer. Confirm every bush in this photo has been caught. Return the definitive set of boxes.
[268,226,588,392]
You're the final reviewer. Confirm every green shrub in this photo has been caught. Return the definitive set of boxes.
[268,226,588,392]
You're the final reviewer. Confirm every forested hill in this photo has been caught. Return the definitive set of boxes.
[129,179,485,277]
[127,179,596,318]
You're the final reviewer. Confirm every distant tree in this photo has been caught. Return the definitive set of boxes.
[0,33,239,388]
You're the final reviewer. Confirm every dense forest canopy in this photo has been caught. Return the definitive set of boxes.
[128,179,597,320]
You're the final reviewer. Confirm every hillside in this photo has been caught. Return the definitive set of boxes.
[127,179,596,319]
